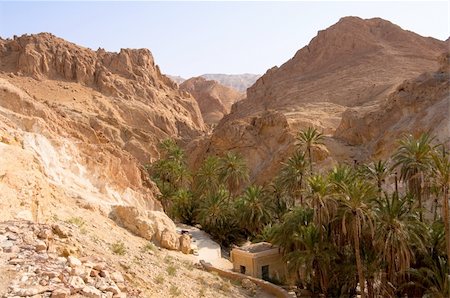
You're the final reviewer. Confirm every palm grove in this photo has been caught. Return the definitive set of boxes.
[148,129,449,297]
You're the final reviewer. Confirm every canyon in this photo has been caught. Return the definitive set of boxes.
[187,17,449,183]
[0,15,449,297]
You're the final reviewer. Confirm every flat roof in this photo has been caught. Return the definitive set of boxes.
[236,242,277,253]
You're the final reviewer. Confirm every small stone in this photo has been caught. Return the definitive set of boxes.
[4,245,20,253]
[35,240,47,251]
[51,288,70,298]
[52,224,69,238]
[9,258,26,265]
[71,266,85,276]
[38,229,53,239]
[94,277,109,291]
[68,256,82,267]
[42,271,58,278]
[68,276,85,291]
[6,226,20,234]
[39,279,49,286]
[81,285,102,298]
[56,257,67,264]
[112,293,126,298]
[110,271,124,283]
[99,270,109,279]
[105,284,121,295]
[93,262,106,271]
[241,278,257,291]
[90,269,99,277]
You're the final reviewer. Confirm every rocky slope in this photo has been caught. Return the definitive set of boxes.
[335,52,450,157]
[200,74,260,92]
[180,77,244,125]
[187,17,448,183]
[0,32,206,213]
[0,32,275,297]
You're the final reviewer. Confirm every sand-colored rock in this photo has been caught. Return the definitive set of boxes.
[188,17,448,183]
[180,76,244,125]
[200,73,260,92]
[110,205,176,241]
[335,52,450,157]
[0,33,208,220]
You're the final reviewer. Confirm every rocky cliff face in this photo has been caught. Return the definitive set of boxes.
[188,17,448,182]
[335,52,450,157]
[0,33,206,220]
[180,77,244,125]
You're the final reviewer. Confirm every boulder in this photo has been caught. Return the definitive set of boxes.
[160,228,180,251]
[110,205,177,244]
[179,234,191,254]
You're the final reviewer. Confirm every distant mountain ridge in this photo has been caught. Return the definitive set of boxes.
[200,73,260,92]
[167,73,260,92]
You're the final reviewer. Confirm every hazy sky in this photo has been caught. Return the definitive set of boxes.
[0,1,448,77]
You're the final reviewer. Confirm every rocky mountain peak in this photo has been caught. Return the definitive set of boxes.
[180,77,244,125]
[0,33,179,99]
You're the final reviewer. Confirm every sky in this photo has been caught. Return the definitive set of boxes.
[0,1,448,78]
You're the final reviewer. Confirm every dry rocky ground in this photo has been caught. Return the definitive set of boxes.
[0,215,269,298]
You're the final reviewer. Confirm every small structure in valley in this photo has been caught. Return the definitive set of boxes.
[230,242,287,282]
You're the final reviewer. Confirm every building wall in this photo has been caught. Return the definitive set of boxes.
[254,253,287,282]
[231,248,287,282]
[231,250,255,276]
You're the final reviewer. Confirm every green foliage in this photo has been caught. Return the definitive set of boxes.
[148,132,450,296]
[218,151,249,195]
[235,185,273,236]
[111,241,126,255]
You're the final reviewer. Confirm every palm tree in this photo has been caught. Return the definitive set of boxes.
[305,174,337,231]
[284,224,335,295]
[374,192,427,289]
[407,256,449,298]
[171,189,197,224]
[392,133,434,221]
[235,185,273,236]
[336,179,376,298]
[276,150,308,206]
[361,160,391,194]
[296,127,324,173]
[431,148,450,267]
[265,181,289,221]
[196,187,240,245]
[218,151,249,196]
[194,155,221,196]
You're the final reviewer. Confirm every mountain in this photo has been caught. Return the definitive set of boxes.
[335,52,449,157]
[0,32,206,238]
[200,73,260,92]
[167,74,186,84]
[187,17,448,183]
[180,77,244,125]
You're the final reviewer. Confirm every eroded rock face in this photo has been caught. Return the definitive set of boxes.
[110,206,191,253]
[0,33,206,217]
[180,77,244,125]
[188,17,448,182]
[335,52,450,157]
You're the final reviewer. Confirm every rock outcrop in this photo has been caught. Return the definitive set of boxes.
[110,206,191,254]
[180,77,244,124]
[188,17,448,182]
[335,52,450,157]
[0,33,206,216]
